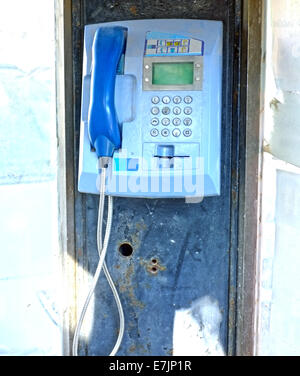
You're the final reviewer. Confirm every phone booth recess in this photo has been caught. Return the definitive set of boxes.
[72,0,242,356]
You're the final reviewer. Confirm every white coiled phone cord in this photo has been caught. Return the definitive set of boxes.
[72,164,125,356]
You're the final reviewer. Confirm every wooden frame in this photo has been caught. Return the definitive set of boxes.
[55,0,76,355]
[236,0,263,356]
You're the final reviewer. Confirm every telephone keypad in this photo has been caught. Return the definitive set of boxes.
[183,129,192,137]
[162,118,170,126]
[173,106,181,115]
[184,96,193,104]
[183,118,192,126]
[151,107,160,115]
[162,107,171,115]
[150,128,159,137]
[149,95,194,138]
[173,118,181,126]
[151,118,159,126]
[151,96,160,104]
[162,96,171,104]
[184,106,192,115]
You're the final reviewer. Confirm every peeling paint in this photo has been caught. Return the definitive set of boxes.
[135,221,147,231]
[264,0,300,168]
[129,5,138,15]
[118,264,145,310]
[269,91,300,167]
[173,296,224,356]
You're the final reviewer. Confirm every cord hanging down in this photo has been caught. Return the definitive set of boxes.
[72,160,125,356]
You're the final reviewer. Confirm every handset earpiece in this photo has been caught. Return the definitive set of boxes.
[88,26,127,158]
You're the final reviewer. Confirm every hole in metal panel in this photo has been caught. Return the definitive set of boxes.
[118,242,133,257]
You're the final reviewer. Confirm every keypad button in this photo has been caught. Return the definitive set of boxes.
[173,106,181,115]
[162,107,171,115]
[150,128,159,137]
[173,118,181,126]
[172,128,181,137]
[151,96,160,104]
[161,129,170,137]
[184,96,193,104]
[151,118,159,126]
[161,118,170,126]
[151,107,160,115]
[184,106,192,115]
[173,96,182,104]
[162,96,171,104]
[183,129,192,137]
[183,118,192,126]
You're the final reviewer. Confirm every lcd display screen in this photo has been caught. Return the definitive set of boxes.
[152,62,194,85]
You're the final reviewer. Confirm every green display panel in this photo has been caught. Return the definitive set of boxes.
[152,62,194,85]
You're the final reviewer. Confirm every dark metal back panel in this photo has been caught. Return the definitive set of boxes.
[71,0,242,356]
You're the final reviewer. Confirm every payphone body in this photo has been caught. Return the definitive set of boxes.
[78,19,223,198]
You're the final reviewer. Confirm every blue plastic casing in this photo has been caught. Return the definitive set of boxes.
[88,27,126,157]
[79,19,223,198]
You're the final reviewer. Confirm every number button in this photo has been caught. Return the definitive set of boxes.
[172,129,181,137]
[184,96,193,104]
[173,106,181,115]
[183,118,192,126]
[161,129,170,137]
[150,128,159,137]
[162,107,171,115]
[162,96,171,104]
[184,106,192,115]
[151,118,159,126]
[173,96,181,104]
[162,118,170,126]
[151,96,160,104]
[183,129,192,137]
[151,107,160,115]
[173,118,181,126]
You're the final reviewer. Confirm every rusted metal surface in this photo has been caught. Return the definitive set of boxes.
[66,0,245,356]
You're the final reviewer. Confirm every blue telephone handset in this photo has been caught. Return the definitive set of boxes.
[88,27,127,157]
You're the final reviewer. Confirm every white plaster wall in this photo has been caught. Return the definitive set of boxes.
[265,0,300,167]
[0,0,62,355]
[257,0,300,356]
[257,156,300,356]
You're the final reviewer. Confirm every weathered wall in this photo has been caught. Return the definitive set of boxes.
[265,0,300,167]
[257,0,300,356]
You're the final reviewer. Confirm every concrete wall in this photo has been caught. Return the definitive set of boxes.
[257,0,300,356]
[265,0,300,167]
